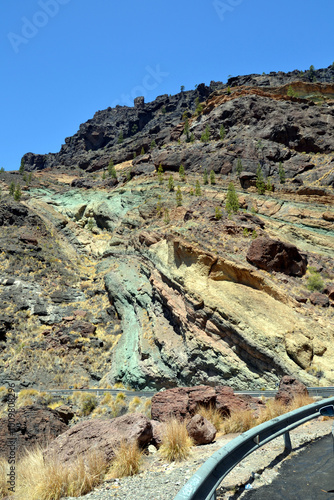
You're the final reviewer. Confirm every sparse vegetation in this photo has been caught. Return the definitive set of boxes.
[195,180,201,196]
[157,163,164,184]
[168,175,174,192]
[179,164,185,181]
[203,167,208,185]
[256,164,266,194]
[117,131,124,144]
[200,125,210,143]
[220,124,226,140]
[176,186,183,206]
[159,418,193,462]
[215,206,222,220]
[210,170,216,185]
[107,440,143,478]
[306,267,324,292]
[11,446,107,500]
[236,158,242,176]
[278,161,286,183]
[225,182,239,215]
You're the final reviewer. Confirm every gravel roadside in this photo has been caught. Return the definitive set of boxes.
[63,418,332,500]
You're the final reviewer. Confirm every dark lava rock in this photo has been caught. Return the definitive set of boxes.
[246,237,307,276]
[309,292,330,307]
[275,376,308,405]
[0,405,68,458]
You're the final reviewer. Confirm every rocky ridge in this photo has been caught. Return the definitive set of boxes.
[0,66,333,391]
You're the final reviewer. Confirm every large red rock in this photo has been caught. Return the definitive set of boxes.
[151,386,263,422]
[44,413,152,464]
[246,237,307,276]
[0,405,68,458]
[186,414,216,445]
[275,376,308,405]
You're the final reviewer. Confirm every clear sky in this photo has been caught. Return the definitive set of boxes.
[1,0,333,171]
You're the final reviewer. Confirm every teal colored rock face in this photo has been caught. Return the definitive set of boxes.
[104,258,178,389]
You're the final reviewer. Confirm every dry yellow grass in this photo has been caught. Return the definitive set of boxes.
[159,418,194,462]
[107,440,143,478]
[257,398,287,424]
[0,457,10,498]
[13,446,107,500]
[221,409,256,434]
[196,404,224,431]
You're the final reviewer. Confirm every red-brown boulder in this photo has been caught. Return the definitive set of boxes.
[186,414,216,445]
[275,376,308,405]
[0,405,68,458]
[44,413,152,464]
[246,237,307,276]
[309,292,329,307]
[151,386,263,422]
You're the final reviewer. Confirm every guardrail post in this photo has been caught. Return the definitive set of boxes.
[284,431,292,453]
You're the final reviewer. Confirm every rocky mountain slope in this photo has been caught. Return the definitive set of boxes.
[0,66,333,391]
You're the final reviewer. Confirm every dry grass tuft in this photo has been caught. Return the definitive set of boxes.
[288,394,315,411]
[257,398,287,424]
[221,410,257,434]
[196,404,224,431]
[159,418,193,462]
[13,446,107,500]
[107,440,143,478]
[0,457,10,498]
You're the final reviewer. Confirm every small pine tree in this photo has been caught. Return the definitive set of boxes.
[179,164,185,182]
[157,163,164,184]
[0,167,5,173]
[162,106,166,114]
[200,126,210,143]
[225,182,239,215]
[227,86,231,95]
[190,133,195,143]
[236,158,243,176]
[184,116,190,142]
[220,124,226,140]
[86,217,94,232]
[28,173,32,185]
[131,124,138,135]
[195,180,201,196]
[14,184,22,201]
[203,168,208,185]
[108,160,117,179]
[151,140,156,150]
[117,131,124,144]
[180,85,185,92]
[9,181,15,196]
[176,186,182,206]
[156,195,163,217]
[210,170,216,185]
[140,146,145,155]
[256,165,266,195]
[215,206,222,220]
[287,85,297,98]
[278,161,286,184]
[266,177,273,192]
[195,97,203,116]
[19,158,25,174]
[168,175,174,192]
[164,208,170,224]
[190,187,194,196]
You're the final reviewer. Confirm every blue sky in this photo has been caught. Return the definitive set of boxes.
[1,0,333,171]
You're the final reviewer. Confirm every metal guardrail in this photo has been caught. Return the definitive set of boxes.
[174,396,334,500]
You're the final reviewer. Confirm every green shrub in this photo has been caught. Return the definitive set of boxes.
[225,182,239,215]
[307,269,324,292]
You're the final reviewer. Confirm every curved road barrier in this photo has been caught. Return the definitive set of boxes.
[174,396,334,500]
